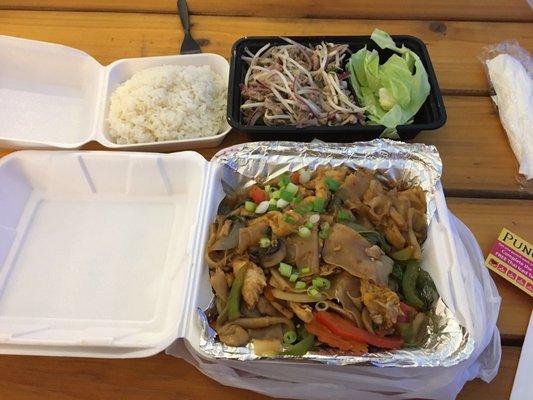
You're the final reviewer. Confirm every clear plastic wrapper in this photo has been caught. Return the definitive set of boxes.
[480,41,533,184]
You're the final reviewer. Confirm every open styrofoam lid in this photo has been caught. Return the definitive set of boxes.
[0,35,231,151]
[0,150,207,357]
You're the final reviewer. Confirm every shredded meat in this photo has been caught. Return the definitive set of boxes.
[242,262,267,308]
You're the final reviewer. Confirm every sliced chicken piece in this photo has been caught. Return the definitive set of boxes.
[362,180,391,225]
[217,324,250,347]
[266,210,303,237]
[288,302,313,323]
[322,223,389,284]
[361,279,400,330]
[237,220,269,253]
[285,227,320,274]
[383,217,406,249]
[242,262,267,308]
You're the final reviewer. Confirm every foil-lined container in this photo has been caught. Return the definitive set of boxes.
[198,139,474,367]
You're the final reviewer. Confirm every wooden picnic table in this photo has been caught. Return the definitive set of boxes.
[0,1,531,399]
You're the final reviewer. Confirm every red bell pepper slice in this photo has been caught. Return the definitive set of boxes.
[314,311,403,349]
[306,319,368,354]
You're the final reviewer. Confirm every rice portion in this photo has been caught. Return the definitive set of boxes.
[107,65,227,144]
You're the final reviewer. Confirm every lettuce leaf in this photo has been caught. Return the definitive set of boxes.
[346,29,431,136]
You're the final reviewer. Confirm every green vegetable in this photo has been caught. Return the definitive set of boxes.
[391,262,404,282]
[289,273,299,282]
[417,270,439,311]
[300,267,310,274]
[402,260,425,310]
[336,208,354,221]
[259,237,271,248]
[319,229,330,240]
[282,213,297,224]
[392,246,414,261]
[279,174,290,187]
[280,188,295,202]
[295,281,306,290]
[271,190,281,200]
[286,182,299,194]
[304,221,314,229]
[284,333,315,356]
[312,277,331,290]
[283,330,298,345]
[324,176,341,192]
[307,286,320,298]
[279,262,293,278]
[227,265,248,321]
[295,202,313,215]
[342,221,391,253]
[346,29,431,137]
[298,226,312,238]
[312,197,326,212]
[244,201,256,212]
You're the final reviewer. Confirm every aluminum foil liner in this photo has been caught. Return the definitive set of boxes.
[198,139,474,367]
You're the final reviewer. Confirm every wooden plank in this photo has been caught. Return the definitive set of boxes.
[0,11,532,94]
[447,198,533,339]
[1,0,532,22]
[0,346,522,399]
[0,96,527,196]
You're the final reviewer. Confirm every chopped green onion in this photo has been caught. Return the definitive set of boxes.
[255,200,270,214]
[312,197,326,213]
[307,286,320,298]
[304,221,314,229]
[286,182,299,194]
[283,330,298,345]
[337,209,353,221]
[277,198,290,208]
[319,229,330,240]
[299,169,312,184]
[315,301,329,312]
[279,174,290,187]
[312,277,331,290]
[264,185,271,193]
[298,226,311,238]
[301,267,310,274]
[283,214,297,224]
[324,176,340,192]
[291,195,302,205]
[295,203,313,215]
[280,189,295,202]
[259,237,271,248]
[244,201,257,212]
[289,273,299,282]
[309,214,320,224]
[279,262,293,278]
[271,190,281,200]
[319,221,330,231]
[295,281,306,290]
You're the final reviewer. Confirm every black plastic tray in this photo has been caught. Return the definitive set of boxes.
[227,35,446,141]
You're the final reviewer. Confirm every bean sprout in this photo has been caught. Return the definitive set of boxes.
[240,38,365,127]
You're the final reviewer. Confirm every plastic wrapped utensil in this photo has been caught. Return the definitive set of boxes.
[481,41,533,181]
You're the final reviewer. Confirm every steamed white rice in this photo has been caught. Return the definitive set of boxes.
[107,65,227,144]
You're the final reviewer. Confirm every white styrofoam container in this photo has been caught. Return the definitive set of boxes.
[0,149,458,360]
[0,35,231,151]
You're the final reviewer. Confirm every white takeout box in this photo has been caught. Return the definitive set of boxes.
[0,149,460,359]
[0,36,231,151]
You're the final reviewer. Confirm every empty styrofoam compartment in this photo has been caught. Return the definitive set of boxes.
[0,35,231,151]
[0,150,208,357]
